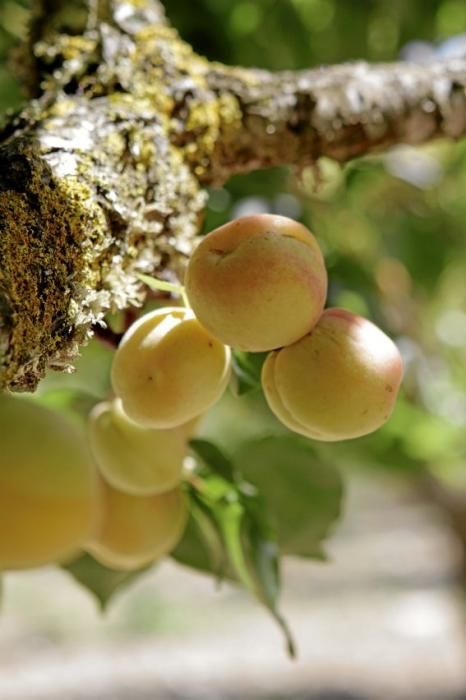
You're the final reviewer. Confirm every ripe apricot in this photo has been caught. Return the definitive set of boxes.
[0,395,99,570]
[262,308,403,441]
[185,214,327,352]
[111,307,231,428]
[89,399,197,496]
[86,477,188,571]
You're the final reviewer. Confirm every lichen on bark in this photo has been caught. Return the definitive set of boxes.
[1,0,466,391]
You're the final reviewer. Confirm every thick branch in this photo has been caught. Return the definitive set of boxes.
[1,0,465,391]
[205,60,466,182]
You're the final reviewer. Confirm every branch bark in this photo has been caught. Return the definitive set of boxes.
[1,0,465,391]
[206,60,466,182]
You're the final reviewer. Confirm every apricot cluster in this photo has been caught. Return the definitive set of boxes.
[0,306,231,572]
[0,213,403,575]
[85,306,232,570]
[0,395,189,573]
[86,399,193,571]
[186,214,403,441]
[0,396,192,573]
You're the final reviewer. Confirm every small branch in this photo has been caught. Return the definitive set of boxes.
[92,324,122,349]
[204,59,466,183]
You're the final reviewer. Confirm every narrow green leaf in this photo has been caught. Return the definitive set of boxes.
[62,553,149,609]
[137,273,182,294]
[231,351,267,396]
[243,517,280,606]
[186,462,296,657]
[172,488,234,582]
[241,507,296,657]
[216,492,296,657]
[137,274,189,306]
[172,513,217,576]
[175,449,296,656]
[189,438,236,482]
[191,500,227,579]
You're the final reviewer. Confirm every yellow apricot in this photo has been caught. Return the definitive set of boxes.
[89,399,198,496]
[261,352,323,440]
[262,308,403,441]
[86,477,188,571]
[185,214,327,352]
[0,395,99,570]
[111,307,231,429]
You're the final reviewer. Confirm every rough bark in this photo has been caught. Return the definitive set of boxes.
[1,0,466,391]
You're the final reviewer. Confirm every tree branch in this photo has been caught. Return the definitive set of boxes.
[1,0,465,391]
[205,59,466,182]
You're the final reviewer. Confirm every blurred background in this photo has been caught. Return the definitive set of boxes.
[0,0,465,698]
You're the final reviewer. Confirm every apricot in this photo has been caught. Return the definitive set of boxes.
[89,399,197,496]
[111,307,231,429]
[185,214,327,352]
[262,308,403,441]
[0,395,99,570]
[86,477,188,570]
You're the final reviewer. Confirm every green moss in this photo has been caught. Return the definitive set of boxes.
[0,141,103,390]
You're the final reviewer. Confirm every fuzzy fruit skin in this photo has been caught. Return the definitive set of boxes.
[111,307,231,429]
[185,214,327,352]
[261,352,323,440]
[89,399,197,496]
[86,477,188,571]
[0,395,99,570]
[262,308,403,442]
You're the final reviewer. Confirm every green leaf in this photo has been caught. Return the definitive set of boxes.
[189,438,236,482]
[213,487,296,657]
[172,513,214,575]
[62,553,149,609]
[177,455,295,656]
[137,274,189,306]
[234,435,343,558]
[231,351,267,396]
[172,488,233,581]
[242,513,279,606]
[240,500,296,657]
[137,274,181,294]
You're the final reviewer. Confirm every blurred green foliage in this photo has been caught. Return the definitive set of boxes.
[0,0,28,112]
[166,0,466,67]
[0,2,464,486]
